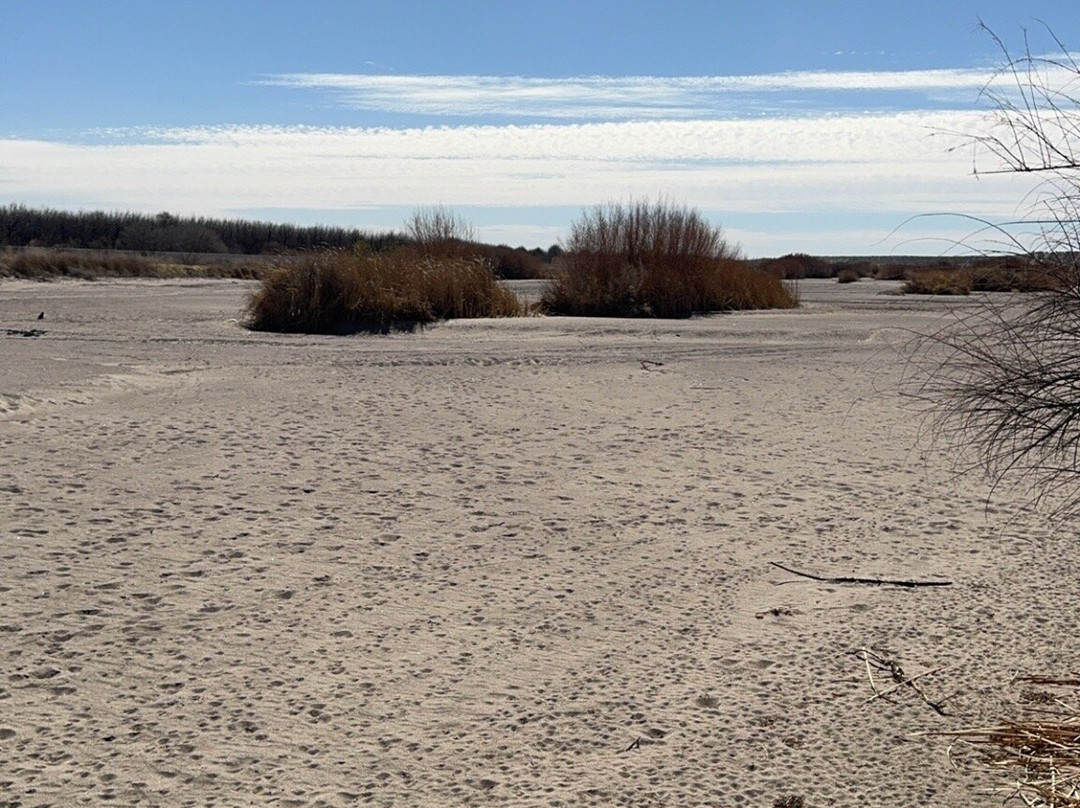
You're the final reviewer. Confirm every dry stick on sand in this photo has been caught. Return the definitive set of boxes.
[769,561,953,588]
[854,648,952,716]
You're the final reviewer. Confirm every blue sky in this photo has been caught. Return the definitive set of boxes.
[3,1,1078,255]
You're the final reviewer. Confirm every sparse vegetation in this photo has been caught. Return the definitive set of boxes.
[909,24,1080,520]
[244,246,522,333]
[482,244,550,280]
[542,199,796,317]
[0,204,402,255]
[0,247,272,280]
[761,253,835,280]
[903,268,973,295]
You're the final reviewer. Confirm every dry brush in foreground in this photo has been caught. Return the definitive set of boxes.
[932,678,1080,807]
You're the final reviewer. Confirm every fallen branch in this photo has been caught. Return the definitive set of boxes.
[770,561,952,588]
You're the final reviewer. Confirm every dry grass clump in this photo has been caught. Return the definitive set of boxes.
[0,247,273,280]
[244,248,522,333]
[903,268,974,295]
[970,263,1058,293]
[903,262,1059,295]
[542,199,796,317]
[1,248,158,279]
[938,685,1080,807]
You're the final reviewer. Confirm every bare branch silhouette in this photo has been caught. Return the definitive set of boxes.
[907,24,1080,520]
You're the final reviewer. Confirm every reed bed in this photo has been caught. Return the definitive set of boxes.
[0,247,271,280]
[244,248,523,333]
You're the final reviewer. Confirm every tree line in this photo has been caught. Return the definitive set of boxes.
[0,204,407,255]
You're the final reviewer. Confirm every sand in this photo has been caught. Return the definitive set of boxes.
[1,278,1077,807]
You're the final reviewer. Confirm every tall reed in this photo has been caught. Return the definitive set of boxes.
[244,248,522,333]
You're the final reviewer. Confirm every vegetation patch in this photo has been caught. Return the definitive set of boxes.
[903,268,974,295]
[542,199,797,317]
[760,253,835,279]
[244,247,523,334]
[0,247,273,281]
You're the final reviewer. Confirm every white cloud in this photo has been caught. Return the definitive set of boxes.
[258,65,1080,119]
[0,110,1043,254]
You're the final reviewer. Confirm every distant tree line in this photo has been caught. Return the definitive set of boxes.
[0,204,408,255]
[0,205,565,273]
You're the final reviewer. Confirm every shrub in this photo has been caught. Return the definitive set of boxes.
[969,261,1058,292]
[903,268,973,295]
[404,205,477,261]
[761,253,834,279]
[244,248,522,333]
[482,245,551,279]
[542,200,796,317]
[836,267,861,284]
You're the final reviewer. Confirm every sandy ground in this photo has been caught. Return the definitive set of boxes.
[1,278,1077,807]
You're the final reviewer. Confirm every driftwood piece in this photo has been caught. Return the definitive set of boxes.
[769,561,953,589]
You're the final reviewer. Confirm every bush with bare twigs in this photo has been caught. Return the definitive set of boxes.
[542,199,797,317]
[909,23,1080,519]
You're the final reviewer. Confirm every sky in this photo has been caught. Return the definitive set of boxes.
[2,1,1079,256]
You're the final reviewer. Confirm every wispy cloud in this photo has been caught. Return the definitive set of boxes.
[260,68,1009,119]
[5,61,1064,253]
[0,111,1036,248]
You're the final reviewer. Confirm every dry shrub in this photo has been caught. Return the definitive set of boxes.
[762,253,834,280]
[970,262,1058,293]
[542,199,796,317]
[405,205,475,249]
[935,683,1080,807]
[1,248,158,279]
[711,260,801,310]
[870,261,906,281]
[903,268,974,295]
[244,248,522,333]
[836,267,861,284]
[0,247,275,280]
[482,245,551,279]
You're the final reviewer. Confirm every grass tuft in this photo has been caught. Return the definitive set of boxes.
[244,247,522,333]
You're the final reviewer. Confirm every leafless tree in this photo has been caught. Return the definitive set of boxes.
[910,23,1080,519]
[405,205,475,249]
